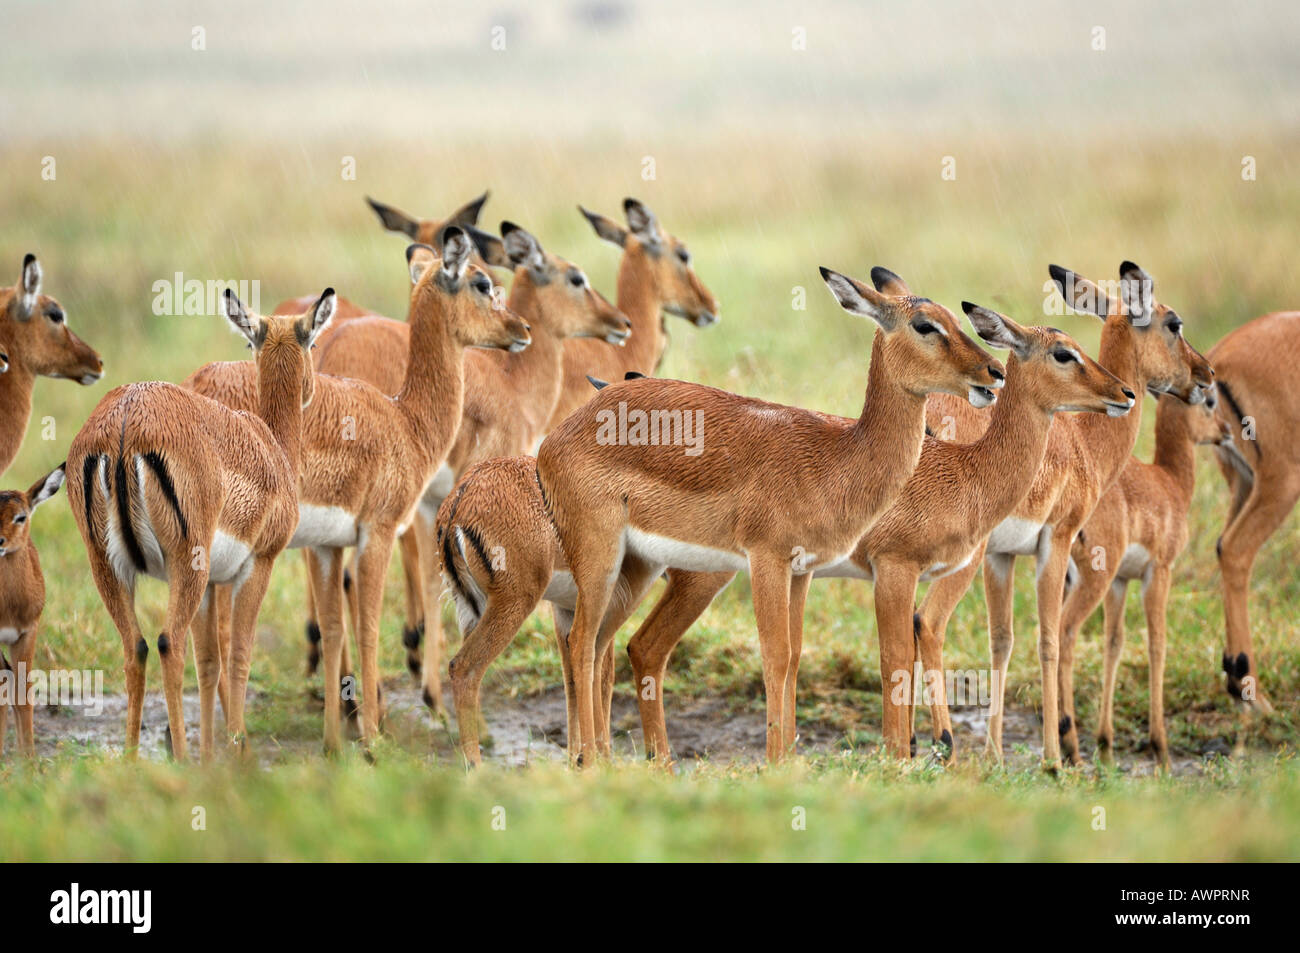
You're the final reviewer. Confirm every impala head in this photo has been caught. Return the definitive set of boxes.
[819,266,1004,406]
[1,254,103,385]
[466,221,632,345]
[0,465,64,559]
[223,287,336,408]
[1168,385,1233,446]
[579,199,719,327]
[1049,262,1214,404]
[406,227,531,352]
[962,303,1135,417]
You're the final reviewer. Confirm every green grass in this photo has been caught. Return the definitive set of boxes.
[3,133,1300,859]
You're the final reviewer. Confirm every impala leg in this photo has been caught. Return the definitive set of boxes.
[628,570,734,765]
[983,552,1017,762]
[551,606,578,755]
[749,552,794,763]
[0,652,9,758]
[416,512,449,713]
[191,589,223,763]
[449,588,540,767]
[303,551,322,677]
[308,547,346,753]
[1217,473,1298,712]
[224,557,274,757]
[398,527,425,683]
[566,537,625,766]
[782,571,813,755]
[11,629,37,757]
[355,527,397,746]
[1035,529,1076,770]
[1095,580,1127,764]
[914,549,982,761]
[83,547,148,757]
[593,556,661,757]
[1059,551,1111,766]
[1143,566,1172,772]
[158,560,208,763]
[340,556,360,727]
[875,560,921,759]
[215,583,233,725]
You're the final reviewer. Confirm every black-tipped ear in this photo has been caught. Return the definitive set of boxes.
[1119,261,1154,326]
[1049,264,1110,320]
[963,301,1032,358]
[624,371,646,380]
[28,464,65,509]
[366,197,420,238]
[579,205,628,248]
[447,191,490,228]
[623,198,658,239]
[870,266,910,296]
[500,220,544,270]
[222,287,263,346]
[587,374,610,391]
[820,267,896,330]
[407,243,438,285]
[19,253,42,309]
[464,224,511,269]
[301,288,337,346]
[439,227,473,280]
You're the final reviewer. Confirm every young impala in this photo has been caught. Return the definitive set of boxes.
[909,263,1213,768]
[0,466,66,757]
[182,231,529,751]
[535,265,1005,763]
[1058,391,1230,769]
[67,289,336,761]
[0,254,103,475]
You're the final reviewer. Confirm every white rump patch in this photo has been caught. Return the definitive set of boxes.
[289,504,359,549]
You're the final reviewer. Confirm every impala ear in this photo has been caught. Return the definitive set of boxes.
[439,227,473,282]
[406,243,438,285]
[870,266,911,297]
[579,205,628,248]
[365,197,420,239]
[819,267,896,330]
[222,288,265,347]
[1049,264,1111,320]
[500,221,545,271]
[27,464,65,510]
[963,302,1032,358]
[1119,260,1154,327]
[17,253,41,318]
[464,225,510,268]
[447,191,490,228]
[623,198,659,240]
[298,288,336,347]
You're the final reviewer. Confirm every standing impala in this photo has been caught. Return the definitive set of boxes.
[1058,391,1230,770]
[0,466,65,757]
[535,266,1005,763]
[316,200,713,710]
[619,294,1136,764]
[1202,312,1300,714]
[66,289,336,761]
[183,231,530,751]
[314,221,629,706]
[909,263,1213,768]
[0,254,103,475]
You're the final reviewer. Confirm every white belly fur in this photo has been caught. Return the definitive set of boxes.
[0,627,20,645]
[1115,543,1152,580]
[208,531,254,586]
[289,504,359,549]
[986,516,1046,557]
[624,527,748,574]
[543,570,578,609]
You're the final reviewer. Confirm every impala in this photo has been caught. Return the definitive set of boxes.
[316,200,711,710]
[183,231,530,751]
[909,263,1214,768]
[535,266,1005,763]
[66,289,336,761]
[1203,311,1300,713]
[0,254,103,475]
[1058,390,1230,770]
[0,466,66,757]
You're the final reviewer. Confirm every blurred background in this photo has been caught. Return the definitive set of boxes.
[3,0,1298,754]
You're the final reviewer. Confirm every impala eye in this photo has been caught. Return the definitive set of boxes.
[1053,349,1077,365]
[912,320,938,335]
[676,247,691,265]
[47,307,64,324]
[1166,317,1183,334]
[13,514,25,525]
[472,276,491,295]
[569,271,586,288]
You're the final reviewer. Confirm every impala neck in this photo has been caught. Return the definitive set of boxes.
[395,287,464,463]
[1074,317,1145,487]
[970,354,1054,516]
[256,350,306,474]
[615,253,669,372]
[502,276,567,430]
[1152,396,1198,502]
[0,362,35,472]
[848,331,928,511]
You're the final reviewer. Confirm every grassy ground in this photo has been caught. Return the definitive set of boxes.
[2,134,1299,860]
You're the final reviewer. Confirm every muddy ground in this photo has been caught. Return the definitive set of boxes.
[27,676,1213,776]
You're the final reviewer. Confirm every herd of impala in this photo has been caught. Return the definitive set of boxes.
[0,192,1295,772]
